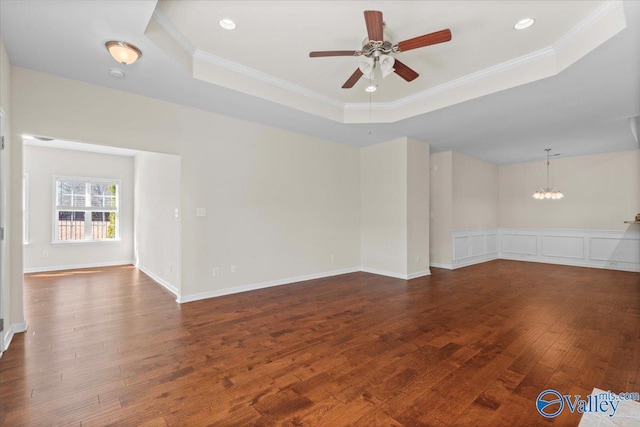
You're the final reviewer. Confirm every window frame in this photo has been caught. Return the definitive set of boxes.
[52,175,121,244]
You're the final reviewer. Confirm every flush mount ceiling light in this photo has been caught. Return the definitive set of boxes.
[219,18,237,30]
[105,41,142,65]
[533,149,564,200]
[514,17,535,30]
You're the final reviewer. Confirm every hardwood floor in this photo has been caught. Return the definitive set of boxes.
[1,261,638,426]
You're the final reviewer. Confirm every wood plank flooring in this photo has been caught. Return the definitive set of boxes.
[1,260,639,426]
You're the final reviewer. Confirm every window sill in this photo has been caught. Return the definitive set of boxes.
[52,239,122,245]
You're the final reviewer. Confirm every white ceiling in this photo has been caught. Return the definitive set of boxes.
[1,0,638,164]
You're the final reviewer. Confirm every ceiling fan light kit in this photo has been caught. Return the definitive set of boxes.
[309,10,452,89]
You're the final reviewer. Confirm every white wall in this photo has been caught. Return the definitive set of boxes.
[499,150,640,230]
[23,145,134,272]
[134,151,181,296]
[11,67,361,303]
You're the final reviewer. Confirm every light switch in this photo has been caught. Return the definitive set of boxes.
[196,208,206,217]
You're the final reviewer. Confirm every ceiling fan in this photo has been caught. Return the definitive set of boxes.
[309,10,452,89]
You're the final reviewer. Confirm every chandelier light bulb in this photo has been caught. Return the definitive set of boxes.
[532,149,564,200]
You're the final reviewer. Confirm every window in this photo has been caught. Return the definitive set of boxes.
[54,176,120,242]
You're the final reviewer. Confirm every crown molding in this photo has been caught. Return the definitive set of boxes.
[554,0,623,51]
[151,8,196,55]
[192,49,344,108]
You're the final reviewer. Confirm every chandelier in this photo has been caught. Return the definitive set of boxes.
[532,148,564,200]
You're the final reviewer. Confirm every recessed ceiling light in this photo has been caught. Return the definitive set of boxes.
[365,85,377,93]
[514,17,535,30]
[219,18,236,30]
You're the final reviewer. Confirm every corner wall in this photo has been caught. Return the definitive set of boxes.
[430,151,499,269]
[134,151,181,297]
[360,137,430,279]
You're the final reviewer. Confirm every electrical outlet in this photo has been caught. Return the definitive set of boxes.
[416,255,420,264]
[169,263,173,272]
[213,267,219,277]
[43,251,49,258]
[230,265,236,273]
[330,254,335,262]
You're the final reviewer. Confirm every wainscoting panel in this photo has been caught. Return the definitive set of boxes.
[451,229,499,268]
[437,228,640,272]
[542,235,584,259]
[499,228,640,272]
[502,233,537,256]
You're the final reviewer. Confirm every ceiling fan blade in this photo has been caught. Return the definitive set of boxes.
[309,50,358,58]
[397,29,452,52]
[342,68,363,88]
[364,10,384,42]
[393,59,419,82]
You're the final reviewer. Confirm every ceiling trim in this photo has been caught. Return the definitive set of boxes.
[554,0,622,51]
[152,8,195,55]
[344,46,556,111]
[193,49,344,108]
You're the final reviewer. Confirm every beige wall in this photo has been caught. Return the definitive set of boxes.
[499,150,640,230]
[11,67,361,300]
[407,138,430,275]
[360,137,431,277]
[1,37,25,350]
[23,145,134,271]
[134,152,181,295]
[429,152,453,266]
[360,138,407,276]
[452,152,499,230]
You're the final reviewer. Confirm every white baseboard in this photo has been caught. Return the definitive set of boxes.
[452,253,500,269]
[137,264,180,298]
[429,262,453,270]
[360,267,431,280]
[2,320,28,355]
[407,269,431,279]
[178,267,361,303]
[360,267,408,280]
[24,260,135,273]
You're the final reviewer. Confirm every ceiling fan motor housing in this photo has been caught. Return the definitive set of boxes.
[361,36,395,58]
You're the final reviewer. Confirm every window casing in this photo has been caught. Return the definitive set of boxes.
[54,176,120,243]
